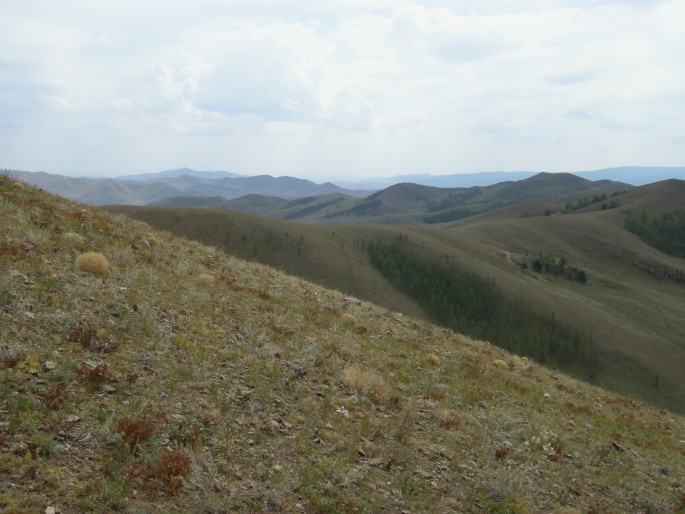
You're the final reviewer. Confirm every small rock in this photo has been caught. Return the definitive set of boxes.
[10,442,28,455]
[45,507,56,514]
[44,361,56,371]
[295,503,305,512]
[584,423,593,431]
[101,385,116,394]
[65,415,80,423]
[543,393,551,398]
[627,448,641,460]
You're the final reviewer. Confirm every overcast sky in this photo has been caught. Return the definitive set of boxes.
[2,1,684,180]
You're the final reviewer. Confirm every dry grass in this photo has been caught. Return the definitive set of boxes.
[342,366,390,398]
[425,353,441,366]
[62,231,86,247]
[75,251,110,275]
[195,273,216,286]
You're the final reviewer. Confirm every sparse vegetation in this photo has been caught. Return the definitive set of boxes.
[2,174,683,513]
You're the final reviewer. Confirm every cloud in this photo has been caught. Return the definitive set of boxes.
[1,0,684,177]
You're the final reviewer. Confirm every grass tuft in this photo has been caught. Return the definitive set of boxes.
[75,251,110,275]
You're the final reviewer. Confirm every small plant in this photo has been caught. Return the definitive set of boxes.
[40,383,67,410]
[523,428,563,460]
[75,251,110,275]
[125,450,190,493]
[426,353,441,366]
[156,450,191,492]
[78,362,109,384]
[117,414,156,450]
[63,231,86,247]
[341,313,358,327]
[343,367,390,398]
[69,320,97,349]
[29,432,58,457]
[0,350,23,368]
[492,359,509,370]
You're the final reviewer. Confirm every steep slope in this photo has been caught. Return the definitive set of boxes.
[2,175,684,513]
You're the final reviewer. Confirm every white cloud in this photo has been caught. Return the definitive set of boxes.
[1,0,683,177]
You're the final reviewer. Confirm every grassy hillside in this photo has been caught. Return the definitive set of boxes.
[216,173,632,226]
[109,180,685,414]
[4,173,685,513]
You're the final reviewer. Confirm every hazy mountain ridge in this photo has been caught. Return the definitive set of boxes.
[218,172,634,225]
[7,166,683,209]
[8,170,373,206]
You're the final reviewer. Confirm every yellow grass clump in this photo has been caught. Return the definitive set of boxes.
[342,367,390,398]
[75,252,110,275]
[341,313,358,326]
[425,353,441,366]
[196,273,216,286]
[492,359,509,370]
[63,232,86,247]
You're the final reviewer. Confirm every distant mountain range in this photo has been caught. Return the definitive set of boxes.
[6,166,684,206]
[9,169,373,206]
[152,172,634,225]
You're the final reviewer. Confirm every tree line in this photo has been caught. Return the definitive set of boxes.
[368,237,600,379]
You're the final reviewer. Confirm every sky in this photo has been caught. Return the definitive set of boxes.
[1,1,684,180]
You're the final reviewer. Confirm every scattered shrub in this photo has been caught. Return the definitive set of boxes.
[75,252,110,275]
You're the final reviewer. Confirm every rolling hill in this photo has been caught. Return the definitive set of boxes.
[109,178,685,414]
[2,171,684,513]
[9,170,373,206]
[214,173,632,225]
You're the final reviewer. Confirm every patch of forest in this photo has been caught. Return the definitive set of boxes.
[283,198,343,220]
[624,208,685,258]
[369,237,600,379]
[325,199,382,219]
[526,252,588,283]
[424,188,483,212]
[563,191,624,213]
